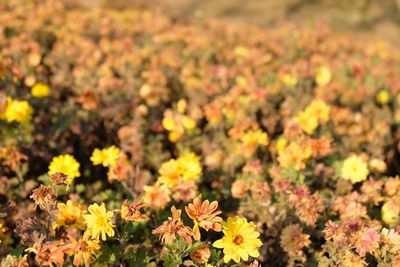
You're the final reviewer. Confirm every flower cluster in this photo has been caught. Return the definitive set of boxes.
[1,0,400,266]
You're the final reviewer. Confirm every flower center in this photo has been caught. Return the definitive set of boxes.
[233,234,244,245]
[65,216,77,225]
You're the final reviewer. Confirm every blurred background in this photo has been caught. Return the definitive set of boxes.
[76,0,400,45]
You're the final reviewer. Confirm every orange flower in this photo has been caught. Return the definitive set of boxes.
[185,195,222,240]
[120,200,147,222]
[152,206,193,245]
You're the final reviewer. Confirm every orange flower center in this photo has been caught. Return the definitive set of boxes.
[233,234,244,245]
[65,216,77,225]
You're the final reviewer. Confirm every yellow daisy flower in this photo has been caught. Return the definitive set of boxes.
[83,203,115,241]
[213,216,262,263]
[53,200,86,230]
[3,97,33,123]
[48,154,80,184]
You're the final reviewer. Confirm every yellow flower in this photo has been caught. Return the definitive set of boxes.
[276,136,287,153]
[48,154,80,184]
[213,216,262,263]
[234,46,251,58]
[382,200,400,225]
[178,152,202,182]
[158,159,181,187]
[3,97,33,123]
[31,83,50,98]
[281,73,298,87]
[241,130,269,157]
[314,66,331,86]
[67,236,101,266]
[0,222,7,244]
[53,200,86,230]
[306,99,331,123]
[162,117,176,131]
[341,155,369,184]
[293,110,319,135]
[83,203,115,241]
[376,89,390,105]
[181,116,196,130]
[90,145,123,167]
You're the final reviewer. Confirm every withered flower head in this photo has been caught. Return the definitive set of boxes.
[50,172,69,186]
[30,185,56,210]
[190,245,211,264]
[120,200,147,222]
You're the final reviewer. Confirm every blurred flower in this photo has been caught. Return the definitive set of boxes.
[190,245,211,264]
[158,159,181,187]
[53,200,86,230]
[369,158,387,173]
[376,89,390,105]
[48,154,80,184]
[83,203,114,241]
[185,195,222,240]
[31,83,50,98]
[3,97,33,123]
[280,224,311,263]
[289,186,324,226]
[231,180,251,199]
[314,66,331,86]
[240,130,269,157]
[0,222,7,244]
[107,156,133,183]
[355,228,379,257]
[177,152,202,182]
[280,73,298,87]
[341,155,369,184]
[120,200,147,222]
[143,184,171,209]
[213,216,262,263]
[152,206,193,245]
[382,199,400,225]
[90,145,123,167]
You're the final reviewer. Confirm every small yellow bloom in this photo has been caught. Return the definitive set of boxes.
[3,97,33,123]
[90,145,123,167]
[306,99,331,123]
[31,83,50,98]
[0,222,7,244]
[158,159,181,187]
[213,216,262,263]
[83,203,115,241]
[315,66,331,86]
[293,110,319,135]
[177,99,187,114]
[376,89,390,105]
[178,152,202,182]
[181,116,196,130]
[162,117,176,131]
[234,46,251,58]
[48,154,80,184]
[53,200,86,230]
[276,137,288,153]
[341,155,369,184]
[382,200,400,225]
[281,73,298,87]
[241,130,269,157]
